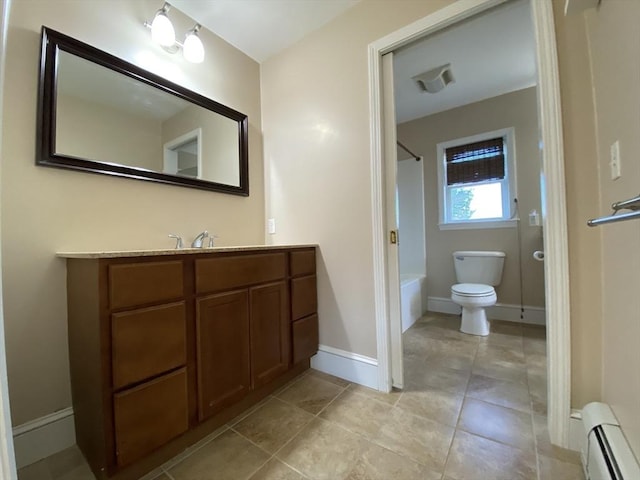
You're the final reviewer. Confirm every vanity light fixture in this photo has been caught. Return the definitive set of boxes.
[182,25,205,64]
[144,2,205,64]
[149,3,175,47]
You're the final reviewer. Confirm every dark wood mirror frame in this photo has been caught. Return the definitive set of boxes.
[37,26,249,196]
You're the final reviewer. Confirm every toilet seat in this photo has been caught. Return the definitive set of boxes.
[451,283,494,297]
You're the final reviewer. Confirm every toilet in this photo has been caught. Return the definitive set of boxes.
[451,251,505,336]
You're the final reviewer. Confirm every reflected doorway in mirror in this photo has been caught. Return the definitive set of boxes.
[163,128,202,179]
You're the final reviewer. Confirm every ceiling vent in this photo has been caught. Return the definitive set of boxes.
[413,64,454,94]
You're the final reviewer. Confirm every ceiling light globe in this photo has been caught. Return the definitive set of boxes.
[151,12,175,47]
[183,32,205,63]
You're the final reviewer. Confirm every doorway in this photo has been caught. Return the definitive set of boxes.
[369,0,571,447]
[163,128,202,178]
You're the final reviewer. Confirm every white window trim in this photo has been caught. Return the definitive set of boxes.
[436,127,517,230]
[439,219,519,230]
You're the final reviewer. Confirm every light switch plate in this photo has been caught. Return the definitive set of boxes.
[610,140,621,180]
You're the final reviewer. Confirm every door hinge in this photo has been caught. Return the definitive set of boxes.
[390,230,398,244]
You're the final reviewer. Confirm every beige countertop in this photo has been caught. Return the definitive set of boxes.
[57,244,317,259]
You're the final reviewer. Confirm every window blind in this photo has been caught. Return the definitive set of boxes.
[445,137,505,185]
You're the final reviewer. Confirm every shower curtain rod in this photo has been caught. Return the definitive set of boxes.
[397,140,421,161]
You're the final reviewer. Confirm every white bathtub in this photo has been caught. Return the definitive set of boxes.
[400,274,426,332]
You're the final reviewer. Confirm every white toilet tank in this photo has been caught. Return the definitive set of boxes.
[453,251,505,286]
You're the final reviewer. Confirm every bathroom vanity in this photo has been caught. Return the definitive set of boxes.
[59,245,318,480]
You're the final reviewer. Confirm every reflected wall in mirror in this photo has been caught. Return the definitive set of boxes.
[38,27,249,195]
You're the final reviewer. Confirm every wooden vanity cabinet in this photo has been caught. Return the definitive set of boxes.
[65,246,317,480]
[290,249,319,363]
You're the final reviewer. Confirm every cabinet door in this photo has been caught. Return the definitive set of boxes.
[250,282,290,389]
[109,261,183,310]
[290,249,316,277]
[196,290,250,421]
[114,368,188,468]
[292,314,319,364]
[291,275,317,321]
[111,302,186,390]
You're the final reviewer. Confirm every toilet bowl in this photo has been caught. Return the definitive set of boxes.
[450,251,505,336]
[451,283,496,336]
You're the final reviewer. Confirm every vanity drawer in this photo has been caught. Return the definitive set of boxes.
[113,368,188,468]
[195,253,286,293]
[111,302,187,390]
[290,249,316,277]
[292,315,319,364]
[109,261,183,309]
[291,275,317,321]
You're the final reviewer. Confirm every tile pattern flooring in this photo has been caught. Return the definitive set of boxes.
[18,312,584,480]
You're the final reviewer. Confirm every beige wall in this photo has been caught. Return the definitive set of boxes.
[1,0,264,425]
[57,94,164,171]
[262,0,452,359]
[553,0,605,413]
[397,87,545,308]
[582,0,640,457]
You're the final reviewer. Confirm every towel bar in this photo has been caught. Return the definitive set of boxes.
[588,193,640,227]
[611,194,640,212]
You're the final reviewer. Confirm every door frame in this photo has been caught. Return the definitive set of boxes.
[367,0,571,447]
[381,52,403,389]
[0,0,18,476]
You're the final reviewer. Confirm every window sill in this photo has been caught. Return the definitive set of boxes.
[438,219,519,231]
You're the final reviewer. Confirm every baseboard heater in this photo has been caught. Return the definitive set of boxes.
[581,402,640,479]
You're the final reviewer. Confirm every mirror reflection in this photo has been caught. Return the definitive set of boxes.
[38,27,248,195]
[56,51,241,186]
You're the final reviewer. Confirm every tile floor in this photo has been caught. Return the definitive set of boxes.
[18,312,584,480]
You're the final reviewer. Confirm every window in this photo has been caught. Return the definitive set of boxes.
[436,128,517,229]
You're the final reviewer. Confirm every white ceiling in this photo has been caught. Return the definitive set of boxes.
[165,0,535,123]
[393,0,537,123]
[170,0,360,63]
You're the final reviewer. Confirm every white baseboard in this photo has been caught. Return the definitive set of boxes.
[310,345,378,390]
[426,296,546,325]
[569,409,582,452]
[12,408,75,469]
[427,297,461,315]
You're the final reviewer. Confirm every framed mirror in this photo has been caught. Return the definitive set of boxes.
[37,27,249,196]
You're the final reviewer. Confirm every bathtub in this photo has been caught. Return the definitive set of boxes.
[400,274,426,332]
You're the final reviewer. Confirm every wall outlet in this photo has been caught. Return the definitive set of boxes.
[610,140,621,180]
[267,218,276,235]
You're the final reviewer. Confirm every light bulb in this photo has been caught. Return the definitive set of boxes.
[183,28,204,63]
[151,10,175,47]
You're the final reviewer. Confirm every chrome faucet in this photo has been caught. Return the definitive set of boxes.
[168,234,183,249]
[191,230,209,248]
[208,234,219,248]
